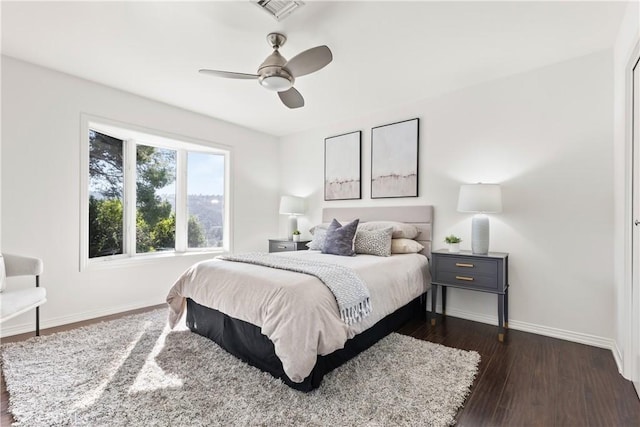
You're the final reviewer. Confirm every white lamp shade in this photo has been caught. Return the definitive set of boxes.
[279,196,305,215]
[457,184,502,213]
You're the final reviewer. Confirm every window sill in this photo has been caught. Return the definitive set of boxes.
[82,249,227,272]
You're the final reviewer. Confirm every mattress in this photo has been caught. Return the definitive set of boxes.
[167,250,430,383]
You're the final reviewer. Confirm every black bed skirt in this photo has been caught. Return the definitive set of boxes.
[185,295,424,392]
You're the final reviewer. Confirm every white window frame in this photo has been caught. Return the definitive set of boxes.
[80,114,232,271]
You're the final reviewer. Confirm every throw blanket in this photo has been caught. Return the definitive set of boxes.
[220,253,372,325]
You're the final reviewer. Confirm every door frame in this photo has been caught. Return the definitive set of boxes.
[624,41,640,397]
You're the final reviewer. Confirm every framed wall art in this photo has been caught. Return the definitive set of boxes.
[371,118,419,198]
[324,130,361,201]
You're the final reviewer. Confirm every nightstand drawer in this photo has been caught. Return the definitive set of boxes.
[269,241,297,252]
[268,239,310,253]
[433,270,498,290]
[435,256,498,276]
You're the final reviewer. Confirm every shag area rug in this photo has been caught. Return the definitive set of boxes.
[2,309,479,426]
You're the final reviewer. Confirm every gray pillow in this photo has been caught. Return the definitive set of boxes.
[322,218,359,256]
[355,227,393,257]
[306,229,327,250]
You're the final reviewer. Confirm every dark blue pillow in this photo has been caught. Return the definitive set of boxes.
[322,218,359,256]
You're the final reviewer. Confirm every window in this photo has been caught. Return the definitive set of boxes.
[135,144,177,254]
[187,152,225,249]
[82,117,230,268]
[88,130,125,258]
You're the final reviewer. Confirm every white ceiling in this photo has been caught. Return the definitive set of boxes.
[1,1,629,137]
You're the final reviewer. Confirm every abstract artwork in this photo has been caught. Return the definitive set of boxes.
[324,131,361,201]
[371,118,419,198]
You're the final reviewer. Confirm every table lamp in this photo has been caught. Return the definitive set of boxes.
[279,195,305,240]
[457,183,502,255]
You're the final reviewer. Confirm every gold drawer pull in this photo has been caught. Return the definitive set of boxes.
[456,263,474,268]
[456,276,474,281]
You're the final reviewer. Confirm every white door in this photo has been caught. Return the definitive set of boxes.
[632,55,640,397]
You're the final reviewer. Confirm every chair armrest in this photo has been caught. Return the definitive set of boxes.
[2,254,44,277]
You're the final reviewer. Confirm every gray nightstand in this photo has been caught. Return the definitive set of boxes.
[268,239,310,253]
[430,249,509,342]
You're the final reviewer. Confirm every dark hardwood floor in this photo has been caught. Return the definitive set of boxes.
[397,314,640,426]
[2,308,639,426]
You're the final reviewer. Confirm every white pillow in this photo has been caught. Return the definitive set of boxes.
[358,221,419,239]
[391,238,424,254]
[309,223,332,235]
[0,254,6,293]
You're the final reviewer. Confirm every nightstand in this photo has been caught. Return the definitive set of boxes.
[268,238,310,253]
[430,249,509,342]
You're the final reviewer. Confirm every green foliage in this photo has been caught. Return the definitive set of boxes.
[188,215,206,248]
[89,131,124,199]
[134,212,178,253]
[136,145,175,226]
[135,210,154,253]
[292,230,301,235]
[153,215,176,250]
[89,196,123,257]
[444,234,462,244]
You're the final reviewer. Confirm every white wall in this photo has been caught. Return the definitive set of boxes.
[0,47,620,348]
[613,1,639,377]
[1,56,280,336]
[279,50,615,346]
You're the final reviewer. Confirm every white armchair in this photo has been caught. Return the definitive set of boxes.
[0,253,46,336]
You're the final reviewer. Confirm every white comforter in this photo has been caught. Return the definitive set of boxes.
[166,251,430,382]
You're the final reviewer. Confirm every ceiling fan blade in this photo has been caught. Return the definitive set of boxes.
[278,87,305,109]
[198,69,259,80]
[284,46,333,78]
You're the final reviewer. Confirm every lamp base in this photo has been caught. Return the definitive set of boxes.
[287,216,298,240]
[471,214,490,255]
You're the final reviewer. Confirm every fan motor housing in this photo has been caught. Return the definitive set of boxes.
[258,50,294,91]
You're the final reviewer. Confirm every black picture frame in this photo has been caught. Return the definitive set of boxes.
[371,118,419,199]
[324,130,362,201]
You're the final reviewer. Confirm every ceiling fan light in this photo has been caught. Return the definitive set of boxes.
[260,75,292,91]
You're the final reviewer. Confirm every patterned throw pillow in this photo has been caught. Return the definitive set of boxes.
[306,229,328,250]
[322,218,359,256]
[354,227,393,257]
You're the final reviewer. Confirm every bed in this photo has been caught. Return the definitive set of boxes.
[167,205,433,391]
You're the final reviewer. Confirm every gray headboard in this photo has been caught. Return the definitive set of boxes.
[322,205,433,258]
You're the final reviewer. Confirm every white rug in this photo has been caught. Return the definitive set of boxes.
[1,309,479,426]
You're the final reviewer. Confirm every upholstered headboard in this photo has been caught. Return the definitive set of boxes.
[321,205,433,258]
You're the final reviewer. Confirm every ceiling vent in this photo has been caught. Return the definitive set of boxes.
[253,0,305,21]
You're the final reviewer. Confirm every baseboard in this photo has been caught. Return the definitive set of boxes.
[433,305,616,350]
[0,298,165,338]
[612,340,625,376]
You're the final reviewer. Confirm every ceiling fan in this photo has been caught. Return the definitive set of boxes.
[199,32,332,109]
